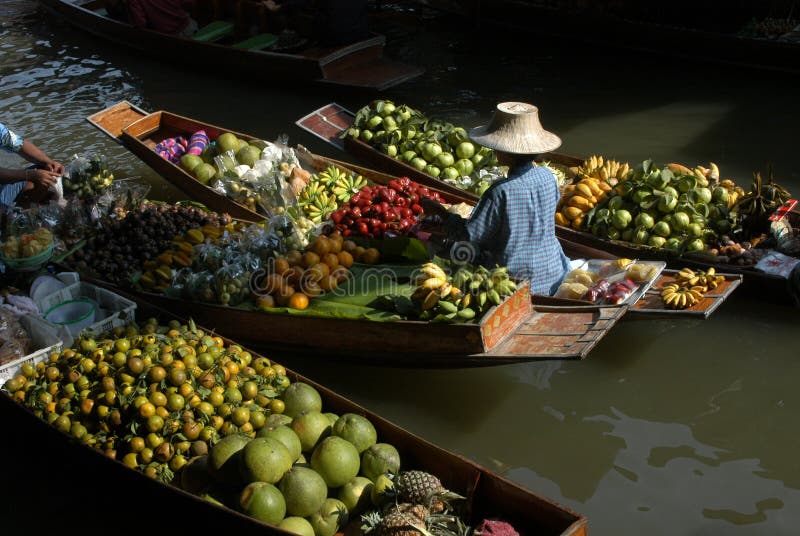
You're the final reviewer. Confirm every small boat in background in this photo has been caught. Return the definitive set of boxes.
[39,0,424,91]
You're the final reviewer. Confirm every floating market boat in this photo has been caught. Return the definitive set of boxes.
[0,296,588,535]
[298,103,798,305]
[39,0,423,91]
[415,0,800,74]
[87,101,467,224]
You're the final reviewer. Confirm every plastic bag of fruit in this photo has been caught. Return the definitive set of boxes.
[193,242,225,272]
[63,153,115,200]
[213,262,250,306]
[186,270,215,303]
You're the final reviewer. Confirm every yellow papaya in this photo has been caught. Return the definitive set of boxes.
[563,206,583,221]
[567,195,591,210]
[554,212,569,226]
[575,182,594,199]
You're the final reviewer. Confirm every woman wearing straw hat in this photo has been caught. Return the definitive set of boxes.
[421,102,570,296]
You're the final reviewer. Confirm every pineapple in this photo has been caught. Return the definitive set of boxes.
[378,503,431,536]
[395,471,448,514]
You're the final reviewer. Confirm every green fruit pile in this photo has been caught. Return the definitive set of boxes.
[63,154,114,200]
[3,318,291,483]
[584,159,739,253]
[187,381,409,535]
[343,100,499,194]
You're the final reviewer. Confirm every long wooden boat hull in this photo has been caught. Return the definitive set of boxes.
[0,297,588,535]
[76,279,628,366]
[299,105,794,305]
[87,102,465,223]
[39,0,423,90]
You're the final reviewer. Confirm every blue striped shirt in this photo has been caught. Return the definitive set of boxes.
[466,162,570,295]
[0,123,24,153]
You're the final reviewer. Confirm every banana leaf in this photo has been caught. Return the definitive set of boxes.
[256,299,403,322]
[352,236,431,263]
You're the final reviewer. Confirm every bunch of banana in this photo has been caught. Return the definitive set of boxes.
[673,267,725,292]
[411,262,462,316]
[331,171,368,203]
[304,191,339,224]
[297,181,326,205]
[556,155,624,231]
[660,283,704,309]
[716,179,747,211]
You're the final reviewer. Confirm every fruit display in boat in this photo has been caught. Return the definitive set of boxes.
[342,100,500,195]
[407,262,517,322]
[329,177,444,239]
[659,267,725,309]
[253,234,353,309]
[1,227,53,259]
[555,155,629,230]
[2,318,292,483]
[63,154,115,199]
[294,166,368,224]
[67,202,232,285]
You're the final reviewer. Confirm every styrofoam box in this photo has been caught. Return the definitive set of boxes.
[0,314,67,384]
[35,281,137,338]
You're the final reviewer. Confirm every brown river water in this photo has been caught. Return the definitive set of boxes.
[2,2,800,535]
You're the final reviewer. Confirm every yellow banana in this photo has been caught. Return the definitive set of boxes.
[421,291,440,311]
[421,277,447,290]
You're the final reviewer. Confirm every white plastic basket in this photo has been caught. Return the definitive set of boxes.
[0,315,67,384]
[34,281,137,337]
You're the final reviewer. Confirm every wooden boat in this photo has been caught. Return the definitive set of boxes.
[0,296,588,535]
[87,101,469,223]
[414,0,800,75]
[298,104,798,305]
[39,0,423,91]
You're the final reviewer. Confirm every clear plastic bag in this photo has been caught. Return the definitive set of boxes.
[193,242,225,272]
[63,153,114,199]
[186,270,216,303]
[213,263,250,306]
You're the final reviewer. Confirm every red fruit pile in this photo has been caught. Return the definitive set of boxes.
[329,177,445,239]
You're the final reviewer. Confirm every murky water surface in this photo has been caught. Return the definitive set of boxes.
[2,2,800,534]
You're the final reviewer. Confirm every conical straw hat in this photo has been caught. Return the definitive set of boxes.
[469,102,561,155]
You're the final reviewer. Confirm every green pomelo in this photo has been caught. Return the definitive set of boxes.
[324,412,339,426]
[238,145,261,167]
[239,437,293,484]
[282,382,323,419]
[216,132,239,154]
[180,153,203,172]
[278,466,329,517]
[237,138,249,152]
[338,476,374,515]
[360,443,401,482]
[332,413,377,454]
[311,436,360,488]
[370,472,395,506]
[291,411,331,452]
[308,498,349,536]
[278,516,316,536]
[239,481,286,525]
[265,414,293,428]
[193,163,217,185]
[257,424,303,462]
[180,455,210,494]
[208,433,251,486]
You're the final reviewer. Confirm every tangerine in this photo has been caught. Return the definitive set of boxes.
[322,253,339,269]
[302,251,320,268]
[288,293,310,310]
[274,258,291,276]
[337,251,354,268]
[312,236,332,257]
[362,247,380,265]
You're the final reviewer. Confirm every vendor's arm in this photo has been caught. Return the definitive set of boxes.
[17,140,64,175]
[0,167,58,188]
[465,194,501,250]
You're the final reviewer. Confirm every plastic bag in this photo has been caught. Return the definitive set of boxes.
[63,153,115,199]
[186,270,215,303]
[193,242,225,272]
[214,263,250,306]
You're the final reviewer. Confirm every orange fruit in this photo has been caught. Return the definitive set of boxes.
[256,295,275,309]
[304,281,323,297]
[304,263,329,282]
[342,240,357,253]
[322,253,339,269]
[262,273,285,294]
[331,267,349,283]
[287,266,304,285]
[353,246,365,261]
[288,293,310,310]
[312,236,332,257]
[302,251,320,268]
[328,234,343,254]
[286,250,303,266]
[336,251,353,268]
[276,286,296,306]
[319,275,338,292]
[274,258,291,276]
[362,248,380,265]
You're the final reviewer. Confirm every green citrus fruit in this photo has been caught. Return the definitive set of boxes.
[338,476,374,515]
[278,516,316,536]
[257,424,302,462]
[239,437,293,484]
[278,466,328,517]
[308,498,349,536]
[291,411,332,453]
[239,481,286,525]
[332,413,377,454]
[281,382,322,418]
[311,436,360,488]
[360,443,401,482]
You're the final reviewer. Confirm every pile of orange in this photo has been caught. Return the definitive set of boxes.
[254,233,381,310]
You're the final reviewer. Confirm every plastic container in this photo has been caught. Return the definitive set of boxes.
[44,298,97,335]
[35,281,137,337]
[0,241,55,272]
[0,314,68,384]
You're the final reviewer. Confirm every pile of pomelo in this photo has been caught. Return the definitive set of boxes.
[182,381,402,536]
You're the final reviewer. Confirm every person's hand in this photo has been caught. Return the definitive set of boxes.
[46,160,65,176]
[27,168,59,189]
[263,0,280,11]
[420,197,446,218]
